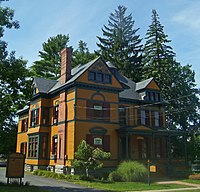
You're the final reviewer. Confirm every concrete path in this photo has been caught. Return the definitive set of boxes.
[0,167,105,192]
[129,180,200,192]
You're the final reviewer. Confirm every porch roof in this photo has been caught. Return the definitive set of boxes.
[116,127,187,136]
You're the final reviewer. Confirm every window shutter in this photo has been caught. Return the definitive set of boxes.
[36,109,39,125]
[25,118,28,131]
[159,112,164,127]
[103,102,110,121]
[103,135,110,152]
[137,109,141,125]
[86,101,93,119]
[145,110,150,126]
[86,134,93,146]
[52,136,55,154]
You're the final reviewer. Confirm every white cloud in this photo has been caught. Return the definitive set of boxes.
[172,3,200,31]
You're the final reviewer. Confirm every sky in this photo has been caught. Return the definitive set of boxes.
[2,0,200,88]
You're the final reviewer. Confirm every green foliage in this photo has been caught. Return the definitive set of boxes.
[72,40,97,68]
[71,140,110,176]
[108,171,122,182]
[142,9,200,130]
[97,5,143,82]
[109,161,147,182]
[30,34,69,79]
[189,174,200,180]
[0,1,31,155]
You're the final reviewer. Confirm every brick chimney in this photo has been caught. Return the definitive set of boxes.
[60,47,73,84]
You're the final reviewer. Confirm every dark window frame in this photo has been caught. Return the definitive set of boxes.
[31,108,39,127]
[28,135,39,158]
[22,118,28,132]
[53,105,59,124]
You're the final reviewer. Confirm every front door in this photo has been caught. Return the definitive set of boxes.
[138,137,148,159]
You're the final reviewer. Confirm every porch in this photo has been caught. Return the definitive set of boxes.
[117,127,189,177]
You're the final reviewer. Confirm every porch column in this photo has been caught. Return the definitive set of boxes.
[167,134,172,163]
[151,133,155,161]
[118,135,122,161]
[126,133,129,160]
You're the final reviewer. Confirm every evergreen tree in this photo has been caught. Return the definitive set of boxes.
[72,40,97,68]
[0,0,30,154]
[142,9,200,130]
[97,5,143,82]
[30,34,69,79]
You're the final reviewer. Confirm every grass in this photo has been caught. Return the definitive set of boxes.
[182,179,200,184]
[72,180,190,191]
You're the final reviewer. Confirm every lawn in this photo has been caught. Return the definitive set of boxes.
[183,179,200,185]
[72,180,190,191]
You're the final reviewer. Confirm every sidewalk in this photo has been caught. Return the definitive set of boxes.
[129,180,200,192]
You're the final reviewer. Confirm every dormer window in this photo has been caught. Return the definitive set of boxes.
[145,91,160,102]
[88,71,112,84]
[33,86,38,95]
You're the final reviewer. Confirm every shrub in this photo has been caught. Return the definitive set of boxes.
[189,174,200,180]
[108,171,122,182]
[117,161,147,182]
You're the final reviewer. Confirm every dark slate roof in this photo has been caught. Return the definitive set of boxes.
[106,61,117,69]
[33,77,57,94]
[135,77,154,91]
[32,57,155,101]
[49,57,100,93]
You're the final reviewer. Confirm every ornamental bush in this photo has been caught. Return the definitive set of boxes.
[189,174,200,180]
[109,161,147,182]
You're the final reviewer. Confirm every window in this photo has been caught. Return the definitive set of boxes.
[145,91,160,102]
[88,71,96,80]
[94,138,103,145]
[28,136,38,158]
[86,134,110,152]
[52,135,58,155]
[87,101,110,121]
[150,92,154,101]
[154,111,159,127]
[104,74,112,84]
[88,71,112,84]
[137,109,150,126]
[42,107,49,126]
[155,93,160,102]
[53,105,59,124]
[96,72,103,82]
[141,110,146,125]
[31,109,39,127]
[22,118,28,132]
[20,142,27,155]
[119,107,126,125]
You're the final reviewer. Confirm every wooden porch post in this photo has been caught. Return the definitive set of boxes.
[126,133,129,160]
[152,133,155,161]
[118,135,122,161]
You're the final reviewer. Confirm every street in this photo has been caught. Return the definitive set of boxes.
[0,167,104,192]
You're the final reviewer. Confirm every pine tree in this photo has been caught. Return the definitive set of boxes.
[142,9,200,130]
[97,5,143,82]
[30,34,69,79]
[72,40,97,68]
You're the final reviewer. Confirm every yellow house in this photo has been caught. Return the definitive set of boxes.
[16,47,186,175]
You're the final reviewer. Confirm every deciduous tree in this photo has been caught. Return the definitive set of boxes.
[71,140,110,177]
